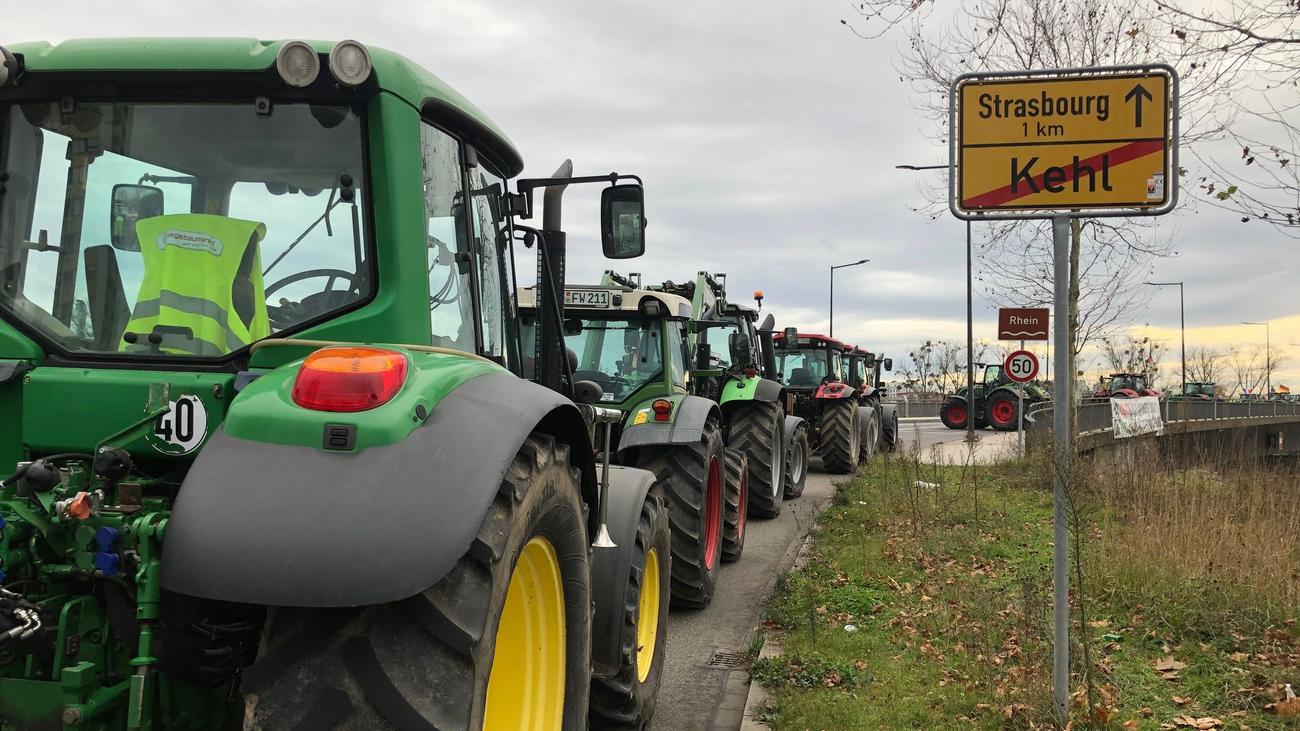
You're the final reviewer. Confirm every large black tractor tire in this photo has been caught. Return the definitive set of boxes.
[859,409,880,464]
[722,448,748,563]
[987,391,1020,431]
[241,433,592,731]
[639,419,725,609]
[883,409,899,453]
[589,495,673,730]
[939,400,967,430]
[730,401,786,519]
[819,399,861,474]
[782,422,810,500]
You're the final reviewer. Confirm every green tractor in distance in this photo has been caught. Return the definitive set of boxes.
[939,363,1048,431]
[771,331,881,474]
[0,38,673,730]
[648,273,810,511]
[844,345,900,453]
[519,275,738,607]
[1169,381,1218,401]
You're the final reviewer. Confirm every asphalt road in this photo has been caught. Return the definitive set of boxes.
[650,464,839,731]
[649,419,1016,730]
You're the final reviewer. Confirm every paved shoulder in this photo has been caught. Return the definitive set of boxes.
[650,470,838,731]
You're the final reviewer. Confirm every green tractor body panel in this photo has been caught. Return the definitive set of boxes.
[222,348,503,450]
[0,37,644,729]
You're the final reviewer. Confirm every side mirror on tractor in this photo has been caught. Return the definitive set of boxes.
[782,326,798,346]
[884,357,893,371]
[601,184,646,259]
[110,184,165,252]
[729,332,752,369]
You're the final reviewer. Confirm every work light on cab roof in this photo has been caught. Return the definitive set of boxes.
[275,40,319,87]
[329,40,373,87]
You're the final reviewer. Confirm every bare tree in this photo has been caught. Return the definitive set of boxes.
[1186,345,1226,384]
[902,340,940,394]
[1100,335,1165,380]
[1226,345,1261,396]
[891,0,1229,408]
[934,340,964,393]
[1159,0,1300,233]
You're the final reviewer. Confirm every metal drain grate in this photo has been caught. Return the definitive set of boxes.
[707,649,744,669]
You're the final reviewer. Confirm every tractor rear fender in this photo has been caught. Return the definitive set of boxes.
[856,405,877,442]
[617,394,720,454]
[782,415,807,455]
[590,465,659,678]
[160,371,598,608]
[719,376,783,405]
[879,403,898,430]
[814,382,856,400]
[944,394,969,409]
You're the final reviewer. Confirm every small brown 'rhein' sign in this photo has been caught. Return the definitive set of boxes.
[998,308,1049,341]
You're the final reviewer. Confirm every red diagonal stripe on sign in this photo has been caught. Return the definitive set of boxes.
[963,139,1165,209]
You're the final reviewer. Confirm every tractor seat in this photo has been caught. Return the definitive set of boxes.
[789,367,814,387]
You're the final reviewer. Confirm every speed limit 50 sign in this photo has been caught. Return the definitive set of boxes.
[1004,350,1039,383]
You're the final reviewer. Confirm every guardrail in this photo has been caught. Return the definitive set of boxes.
[883,396,946,419]
[1026,398,1300,439]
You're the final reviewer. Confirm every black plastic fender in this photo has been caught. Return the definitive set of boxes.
[618,394,720,453]
[879,403,899,447]
[781,415,806,457]
[856,405,877,444]
[160,372,598,608]
[745,377,784,403]
[590,464,659,678]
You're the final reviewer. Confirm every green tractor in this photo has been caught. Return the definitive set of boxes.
[771,331,883,474]
[648,273,810,511]
[519,274,736,607]
[0,38,674,730]
[939,363,1048,431]
[1169,381,1218,401]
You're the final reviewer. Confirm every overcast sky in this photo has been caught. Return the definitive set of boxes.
[10,1,1297,387]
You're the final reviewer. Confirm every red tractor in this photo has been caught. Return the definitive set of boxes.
[773,330,878,474]
[1093,373,1161,398]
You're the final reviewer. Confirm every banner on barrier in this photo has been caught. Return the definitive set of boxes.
[1111,396,1164,438]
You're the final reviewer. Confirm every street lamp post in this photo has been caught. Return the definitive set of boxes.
[895,163,977,444]
[1146,281,1185,399]
[829,259,869,339]
[1242,320,1271,396]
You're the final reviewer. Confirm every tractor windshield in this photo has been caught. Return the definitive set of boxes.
[703,322,741,368]
[564,316,666,402]
[777,348,841,388]
[0,100,370,358]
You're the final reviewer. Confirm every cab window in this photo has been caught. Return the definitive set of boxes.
[420,122,473,351]
[467,153,514,366]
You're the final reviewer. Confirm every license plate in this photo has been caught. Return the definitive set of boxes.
[564,290,611,307]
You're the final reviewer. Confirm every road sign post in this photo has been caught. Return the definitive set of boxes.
[949,65,1179,726]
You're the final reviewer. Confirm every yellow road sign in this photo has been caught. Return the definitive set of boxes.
[952,69,1176,215]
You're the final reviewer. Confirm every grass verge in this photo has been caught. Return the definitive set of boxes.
[752,448,1299,730]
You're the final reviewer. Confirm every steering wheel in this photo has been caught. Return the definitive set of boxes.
[265,268,359,330]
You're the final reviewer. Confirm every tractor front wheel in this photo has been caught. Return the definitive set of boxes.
[987,393,1019,431]
[722,448,748,563]
[939,400,967,430]
[241,433,591,731]
[730,401,786,519]
[640,419,725,609]
[589,494,672,729]
[819,399,861,474]
[783,422,810,500]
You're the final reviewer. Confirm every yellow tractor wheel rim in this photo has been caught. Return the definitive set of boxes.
[636,547,661,683]
[484,536,566,731]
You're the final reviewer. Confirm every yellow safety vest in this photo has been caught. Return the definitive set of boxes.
[122,214,270,356]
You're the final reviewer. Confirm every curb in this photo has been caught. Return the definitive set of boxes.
[736,511,828,730]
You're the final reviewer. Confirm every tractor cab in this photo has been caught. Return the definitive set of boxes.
[1172,381,1218,401]
[518,282,691,407]
[1095,373,1159,398]
[774,332,848,393]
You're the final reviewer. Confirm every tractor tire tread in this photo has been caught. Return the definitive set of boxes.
[730,401,785,519]
[722,448,748,563]
[820,399,859,474]
[241,433,591,731]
